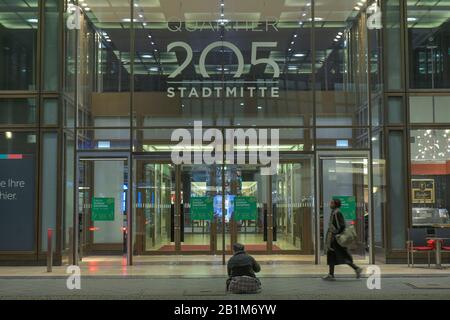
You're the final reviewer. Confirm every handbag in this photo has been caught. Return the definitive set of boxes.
[335,216,357,248]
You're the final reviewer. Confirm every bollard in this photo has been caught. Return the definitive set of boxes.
[47,228,53,273]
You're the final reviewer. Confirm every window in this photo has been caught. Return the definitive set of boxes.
[410,96,450,124]
[410,129,450,227]
[0,98,37,125]
[0,1,38,90]
[408,1,450,89]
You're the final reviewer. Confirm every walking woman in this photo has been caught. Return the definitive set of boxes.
[323,198,362,281]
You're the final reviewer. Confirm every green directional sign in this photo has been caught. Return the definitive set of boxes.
[234,196,257,221]
[333,196,357,220]
[190,197,214,221]
[91,197,115,221]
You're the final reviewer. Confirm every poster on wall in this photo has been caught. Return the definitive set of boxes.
[0,155,36,251]
[91,197,115,221]
[333,196,357,221]
[190,197,214,221]
[412,179,435,204]
[234,196,258,221]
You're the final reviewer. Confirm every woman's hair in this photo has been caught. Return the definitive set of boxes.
[332,198,342,208]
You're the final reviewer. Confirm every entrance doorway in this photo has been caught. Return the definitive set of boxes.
[76,153,131,264]
[317,152,372,264]
[132,154,315,256]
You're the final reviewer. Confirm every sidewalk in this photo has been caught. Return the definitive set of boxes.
[0,255,449,278]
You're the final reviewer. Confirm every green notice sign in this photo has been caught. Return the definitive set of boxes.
[190,197,214,221]
[333,196,356,220]
[234,196,257,221]
[92,197,115,221]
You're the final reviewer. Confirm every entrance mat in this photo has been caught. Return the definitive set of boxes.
[406,282,450,289]
[158,244,282,252]
[183,289,227,296]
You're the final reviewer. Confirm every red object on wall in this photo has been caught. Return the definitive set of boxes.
[411,161,450,175]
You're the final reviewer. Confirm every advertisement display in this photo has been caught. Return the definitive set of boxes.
[0,155,35,251]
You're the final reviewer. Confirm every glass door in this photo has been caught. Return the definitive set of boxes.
[225,165,269,253]
[181,164,221,253]
[317,153,371,264]
[76,154,130,263]
[133,159,176,253]
[272,158,315,255]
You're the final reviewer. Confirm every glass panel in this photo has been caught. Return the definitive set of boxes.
[76,1,131,127]
[388,131,406,249]
[409,96,433,123]
[385,0,402,90]
[132,0,312,128]
[133,161,176,252]
[434,96,450,123]
[273,159,314,252]
[410,129,450,227]
[368,0,382,96]
[41,132,58,252]
[43,99,58,125]
[320,157,370,261]
[372,131,386,249]
[387,96,403,124]
[316,127,370,149]
[0,98,37,125]
[0,1,38,90]
[44,0,60,91]
[0,131,37,251]
[315,1,369,127]
[134,127,312,153]
[62,133,75,260]
[408,0,450,89]
[77,129,131,151]
[78,159,128,257]
[371,96,382,127]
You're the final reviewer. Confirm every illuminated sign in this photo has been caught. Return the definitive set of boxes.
[166,41,280,99]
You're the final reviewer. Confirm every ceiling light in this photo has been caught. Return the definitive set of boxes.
[5,132,12,139]
[27,18,38,23]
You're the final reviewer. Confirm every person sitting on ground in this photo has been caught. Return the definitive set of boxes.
[226,243,261,294]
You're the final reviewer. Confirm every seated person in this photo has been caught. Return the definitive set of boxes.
[226,243,261,294]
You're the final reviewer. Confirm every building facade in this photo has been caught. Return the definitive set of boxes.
[0,0,449,266]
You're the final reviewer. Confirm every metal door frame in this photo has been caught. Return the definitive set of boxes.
[315,150,374,265]
[75,152,132,266]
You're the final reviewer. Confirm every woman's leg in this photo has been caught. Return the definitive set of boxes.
[348,263,358,270]
[329,264,335,276]
[347,263,363,278]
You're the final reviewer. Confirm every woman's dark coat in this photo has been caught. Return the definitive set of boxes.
[325,209,354,266]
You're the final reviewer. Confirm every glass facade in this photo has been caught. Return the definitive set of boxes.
[0,0,449,265]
